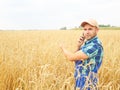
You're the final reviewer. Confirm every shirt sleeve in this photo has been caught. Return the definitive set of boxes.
[81,45,98,58]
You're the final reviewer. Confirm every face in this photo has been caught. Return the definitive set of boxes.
[83,24,99,40]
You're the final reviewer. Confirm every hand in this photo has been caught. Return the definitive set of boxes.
[59,43,74,61]
[77,36,85,47]
[59,43,65,51]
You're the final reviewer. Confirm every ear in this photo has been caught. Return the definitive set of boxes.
[96,27,99,32]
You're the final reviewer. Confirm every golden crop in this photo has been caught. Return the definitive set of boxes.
[0,30,120,90]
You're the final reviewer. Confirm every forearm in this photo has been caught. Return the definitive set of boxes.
[61,46,88,61]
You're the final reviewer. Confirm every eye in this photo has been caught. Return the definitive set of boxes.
[88,28,92,30]
[84,29,87,31]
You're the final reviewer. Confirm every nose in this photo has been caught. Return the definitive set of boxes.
[86,30,89,34]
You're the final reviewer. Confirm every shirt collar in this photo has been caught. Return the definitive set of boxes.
[85,36,98,45]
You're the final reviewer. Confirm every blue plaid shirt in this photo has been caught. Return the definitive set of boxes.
[74,36,103,90]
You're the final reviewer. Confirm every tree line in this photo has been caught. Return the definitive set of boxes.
[60,24,120,30]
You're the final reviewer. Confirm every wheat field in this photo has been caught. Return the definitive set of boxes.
[0,30,120,90]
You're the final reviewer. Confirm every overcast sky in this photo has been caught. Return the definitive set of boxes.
[0,0,120,30]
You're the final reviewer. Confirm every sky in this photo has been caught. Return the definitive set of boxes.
[0,0,120,30]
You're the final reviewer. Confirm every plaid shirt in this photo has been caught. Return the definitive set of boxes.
[74,36,103,90]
